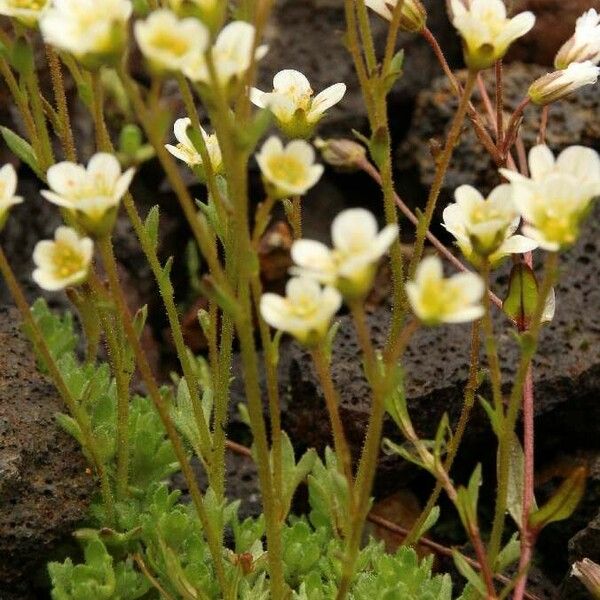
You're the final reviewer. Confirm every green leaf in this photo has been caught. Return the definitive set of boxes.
[503,263,538,329]
[380,49,405,93]
[452,549,487,597]
[506,433,537,528]
[143,205,160,252]
[413,506,440,541]
[369,126,390,169]
[10,37,34,75]
[494,533,520,573]
[0,126,44,180]
[529,466,586,531]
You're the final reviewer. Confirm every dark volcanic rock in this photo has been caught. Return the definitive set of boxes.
[397,63,600,218]
[281,201,600,498]
[261,0,462,136]
[0,306,94,596]
[509,0,594,66]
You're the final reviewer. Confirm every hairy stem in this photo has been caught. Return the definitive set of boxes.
[97,236,231,597]
[408,72,477,277]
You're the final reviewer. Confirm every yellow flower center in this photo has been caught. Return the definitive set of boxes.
[52,242,85,279]
[149,30,192,57]
[288,293,319,318]
[8,0,46,9]
[471,204,503,224]
[267,155,307,187]
[420,276,469,321]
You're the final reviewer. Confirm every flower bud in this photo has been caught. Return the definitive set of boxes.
[365,0,427,33]
[314,138,366,171]
[572,559,600,599]
[528,61,600,105]
[554,9,600,69]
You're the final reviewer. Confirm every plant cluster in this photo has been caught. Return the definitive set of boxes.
[0,0,599,599]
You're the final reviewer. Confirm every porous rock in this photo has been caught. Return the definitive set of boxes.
[281,201,600,498]
[0,306,95,596]
[397,63,600,218]
[260,0,462,136]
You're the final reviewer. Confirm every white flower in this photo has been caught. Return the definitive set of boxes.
[555,9,600,69]
[40,0,132,66]
[134,9,208,74]
[450,0,535,70]
[165,118,223,175]
[250,70,346,138]
[406,255,484,325]
[0,164,24,228]
[0,0,49,26]
[500,145,600,250]
[255,136,324,198]
[364,0,427,32]
[291,208,398,299]
[442,184,537,264]
[260,277,341,346]
[41,153,135,236]
[32,226,93,291]
[528,61,600,105]
[183,21,268,87]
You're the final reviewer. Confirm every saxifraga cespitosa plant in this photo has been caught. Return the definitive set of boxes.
[0,0,599,598]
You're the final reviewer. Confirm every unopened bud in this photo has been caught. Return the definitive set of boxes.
[528,61,600,105]
[366,0,427,32]
[554,9,600,69]
[572,559,600,599]
[314,138,366,171]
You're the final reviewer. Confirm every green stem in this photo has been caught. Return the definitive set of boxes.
[355,0,377,74]
[337,300,385,600]
[488,252,559,563]
[408,71,477,277]
[0,246,115,523]
[23,64,54,169]
[404,319,481,545]
[91,70,111,151]
[251,277,284,520]
[481,260,503,413]
[100,292,132,499]
[311,346,354,489]
[121,195,214,469]
[46,46,76,162]
[118,66,229,289]
[0,57,38,153]
[96,236,231,597]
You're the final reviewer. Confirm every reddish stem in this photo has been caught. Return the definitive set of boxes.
[495,60,504,145]
[537,105,550,145]
[514,366,536,600]
[357,157,504,311]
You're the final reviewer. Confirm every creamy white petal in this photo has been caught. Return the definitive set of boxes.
[528,144,555,180]
[46,162,87,196]
[556,145,600,181]
[331,208,378,253]
[496,234,538,255]
[113,168,135,201]
[87,152,121,185]
[454,184,484,211]
[249,87,268,109]
[308,83,347,121]
[291,239,336,272]
[273,69,312,95]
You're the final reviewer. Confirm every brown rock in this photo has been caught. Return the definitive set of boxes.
[508,0,593,66]
[0,307,95,596]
